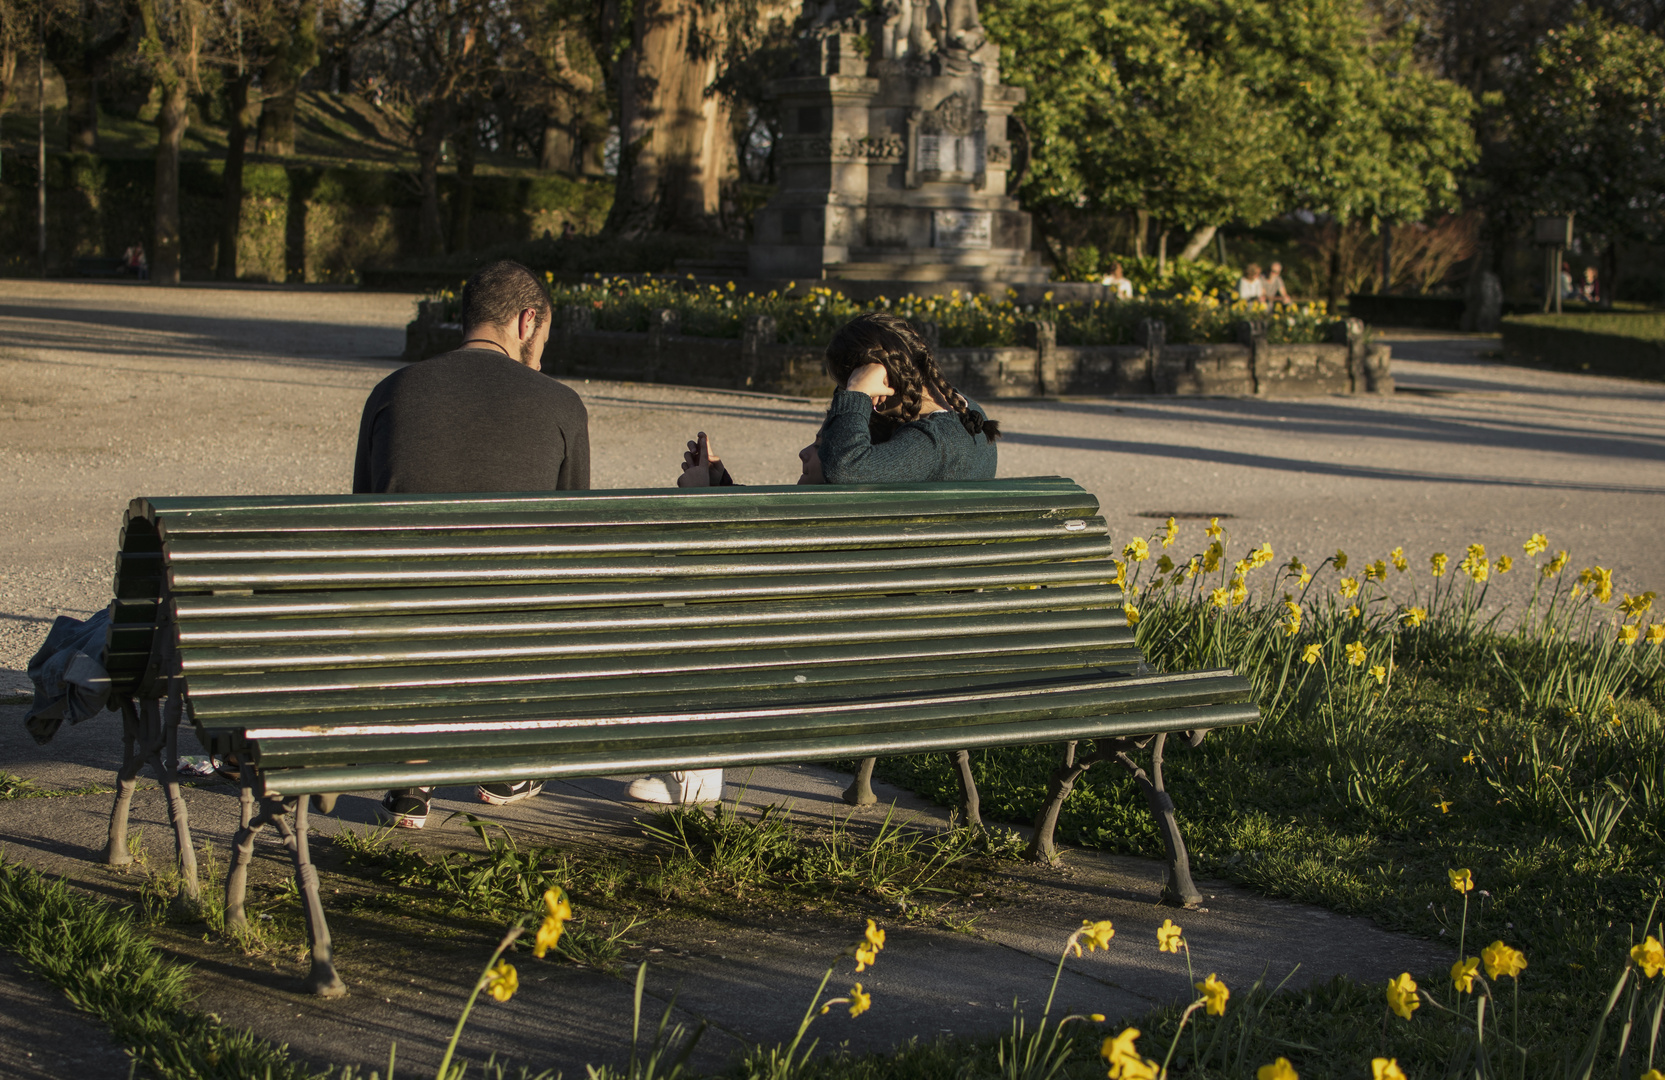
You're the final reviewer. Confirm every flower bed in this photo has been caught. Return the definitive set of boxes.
[425,275,1339,347]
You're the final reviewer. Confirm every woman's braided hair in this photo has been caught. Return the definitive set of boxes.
[824,312,1001,442]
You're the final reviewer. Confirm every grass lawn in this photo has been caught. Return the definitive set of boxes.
[1503,311,1665,342]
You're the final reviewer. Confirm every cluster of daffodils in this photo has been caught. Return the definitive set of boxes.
[1092,917,1237,1080]
[819,918,885,1018]
[480,886,575,1004]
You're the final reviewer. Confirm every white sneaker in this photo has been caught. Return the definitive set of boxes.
[628,769,724,804]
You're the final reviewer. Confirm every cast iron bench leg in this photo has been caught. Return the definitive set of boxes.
[225,778,346,997]
[1025,734,1204,908]
[842,757,878,806]
[105,698,142,867]
[157,678,199,900]
[843,752,983,829]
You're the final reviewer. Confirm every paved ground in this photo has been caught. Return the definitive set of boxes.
[1,280,1663,1075]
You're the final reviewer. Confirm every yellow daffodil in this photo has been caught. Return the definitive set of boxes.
[1156,555,1174,573]
[1079,919,1116,952]
[1620,625,1640,646]
[1339,577,1360,598]
[1257,1058,1298,1080]
[1431,552,1449,577]
[1210,587,1229,609]
[533,887,574,958]
[1390,547,1408,572]
[1286,557,1306,577]
[1163,517,1178,548]
[1648,624,1665,645]
[1373,1059,1408,1080]
[1369,664,1387,684]
[1620,592,1657,620]
[484,960,519,1002]
[1347,605,1361,619]
[1544,550,1569,577]
[1301,643,1322,665]
[846,983,871,1016]
[1633,936,1664,977]
[1157,919,1184,953]
[1124,603,1141,626]
[1496,555,1513,574]
[1194,973,1229,1015]
[1460,550,1490,582]
[1436,800,1452,813]
[1249,541,1275,569]
[1482,940,1527,979]
[864,919,885,950]
[1385,973,1420,1019]
[1299,570,1312,586]
[1204,541,1224,573]
[855,943,879,971]
[1124,538,1151,562]
[1345,642,1367,667]
[1449,868,1475,893]
[1101,1027,1141,1068]
[1334,550,1349,572]
[1641,1071,1665,1080]
[1112,560,1127,587]
[1229,578,1249,606]
[1366,559,1388,581]
[1451,956,1480,993]
[1206,517,1224,540]
[1524,532,1549,556]
[1402,607,1427,628]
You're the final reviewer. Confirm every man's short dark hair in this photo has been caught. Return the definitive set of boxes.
[460,261,551,332]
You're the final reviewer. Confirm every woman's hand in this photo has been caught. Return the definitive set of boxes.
[677,431,730,487]
[846,363,895,408]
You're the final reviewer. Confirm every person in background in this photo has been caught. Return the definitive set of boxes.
[1579,266,1600,304]
[354,259,590,828]
[1264,261,1293,304]
[122,243,148,280]
[1237,263,1265,303]
[1560,261,1575,302]
[1100,261,1134,299]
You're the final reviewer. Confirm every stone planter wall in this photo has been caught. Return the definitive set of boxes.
[403,306,1394,398]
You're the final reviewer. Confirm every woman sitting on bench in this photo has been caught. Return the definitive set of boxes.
[629,312,1004,805]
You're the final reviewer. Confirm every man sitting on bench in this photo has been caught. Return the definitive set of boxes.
[353,259,591,827]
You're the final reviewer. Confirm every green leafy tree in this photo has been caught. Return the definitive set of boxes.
[987,0,1476,298]
[1487,11,1665,300]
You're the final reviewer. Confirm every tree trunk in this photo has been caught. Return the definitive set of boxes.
[1133,209,1149,259]
[256,0,320,155]
[1326,239,1343,313]
[62,69,98,151]
[1602,239,1619,309]
[1156,226,1168,276]
[1379,223,1392,294]
[449,113,474,253]
[153,80,188,285]
[606,0,736,236]
[1177,225,1216,262]
[217,73,253,281]
[416,120,448,256]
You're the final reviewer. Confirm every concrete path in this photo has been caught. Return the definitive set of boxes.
[1,281,1661,1074]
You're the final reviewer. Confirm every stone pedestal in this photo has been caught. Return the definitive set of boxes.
[749,0,1047,286]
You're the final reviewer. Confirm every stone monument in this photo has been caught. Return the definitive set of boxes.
[747,0,1048,287]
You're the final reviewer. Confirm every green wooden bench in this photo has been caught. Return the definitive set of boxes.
[103,477,1258,997]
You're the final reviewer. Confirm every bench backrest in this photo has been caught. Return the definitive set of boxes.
[108,478,1253,796]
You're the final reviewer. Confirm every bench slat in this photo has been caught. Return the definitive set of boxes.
[179,607,1123,673]
[170,561,1120,618]
[165,534,1114,591]
[158,516,1108,562]
[256,700,1262,796]
[183,630,1135,708]
[243,669,1248,758]
[176,583,1119,645]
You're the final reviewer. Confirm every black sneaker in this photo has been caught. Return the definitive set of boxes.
[380,789,431,828]
[476,780,545,806]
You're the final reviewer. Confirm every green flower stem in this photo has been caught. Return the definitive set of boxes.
[436,918,528,1080]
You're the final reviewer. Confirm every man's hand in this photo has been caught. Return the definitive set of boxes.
[677,431,730,487]
[846,363,895,408]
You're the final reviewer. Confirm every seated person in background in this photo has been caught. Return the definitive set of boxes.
[1100,261,1134,299]
[1237,263,1265,303]
[1264,261,1293,304]
[647,313,1002,807]
[354,259,590,828]
[1580,266,1601,304]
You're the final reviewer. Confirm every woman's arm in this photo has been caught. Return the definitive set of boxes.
[818,389,946,484]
